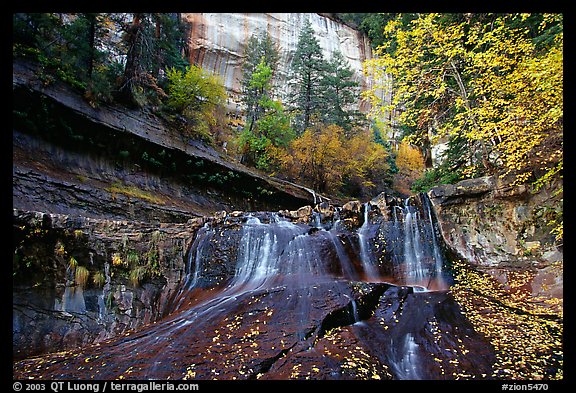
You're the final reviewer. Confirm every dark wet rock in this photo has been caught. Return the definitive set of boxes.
[12,209,202,360]
[12,280,496,380]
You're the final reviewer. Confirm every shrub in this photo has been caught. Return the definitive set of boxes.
[164,65,226,143]
[111,252,124,267]
[129,266,147,287]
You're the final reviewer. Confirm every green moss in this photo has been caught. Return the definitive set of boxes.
[107,182,165,205]
[126,250,140,267]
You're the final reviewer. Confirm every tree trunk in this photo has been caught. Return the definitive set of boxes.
[118,13,144,107]
[85,13,97,79]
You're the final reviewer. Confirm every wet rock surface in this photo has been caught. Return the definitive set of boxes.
[13,204,498,380]
[12,279,496,380]
[13,189,563,381]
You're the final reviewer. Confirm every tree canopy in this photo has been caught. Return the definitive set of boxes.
[364,12,562,238]
[13,13,562,215]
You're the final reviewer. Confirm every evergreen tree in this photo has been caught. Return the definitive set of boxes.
[321,49,363,132]
[240,32,279,132]
[118,13,189,107]
[289,19,326,135]
[237,58,295,170]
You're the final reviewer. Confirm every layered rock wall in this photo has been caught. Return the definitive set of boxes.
[428,176,563,304]
[13,60,318,222]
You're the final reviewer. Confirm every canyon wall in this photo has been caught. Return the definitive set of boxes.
[428,176,563,309]
[182,13,373,113]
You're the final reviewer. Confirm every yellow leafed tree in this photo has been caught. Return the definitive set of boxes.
[281,125,390,196]
[364,13,562,240]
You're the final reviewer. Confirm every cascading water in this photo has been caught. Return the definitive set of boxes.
[178,194,447,310]
[173,214,339,319]
[390,333,421,380]
[357,203,380,281]
[403,198,428,284]
[165,195,447,379]
[387,195,447,291]
[15,193,501,382]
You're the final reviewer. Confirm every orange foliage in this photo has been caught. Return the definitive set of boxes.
[280,124,390,196]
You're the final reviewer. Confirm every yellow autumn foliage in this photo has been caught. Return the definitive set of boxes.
[364,13,562,240]
[395,141,425,173]
[280,124,389,195]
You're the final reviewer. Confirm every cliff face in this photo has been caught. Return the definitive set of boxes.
[13,60,318,223]
[182,13,373,112]
[428,176,563,308]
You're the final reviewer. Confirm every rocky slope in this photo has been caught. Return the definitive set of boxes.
[13,201,498,380]
[13,187,563,379]
[13,210,203,360]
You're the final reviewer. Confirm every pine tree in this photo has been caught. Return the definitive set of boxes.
[289,19,326,135]
[237,58,295,170]
[118,13,188,107]
[321,49,363,132]
[240,32,279,133]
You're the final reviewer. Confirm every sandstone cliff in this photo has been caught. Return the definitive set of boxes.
[182,13,373,113]
[428,176,563,308]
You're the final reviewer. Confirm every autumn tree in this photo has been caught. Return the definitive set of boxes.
[281,124,390,197]
[164,65,226,142]
[393,141,426,196]
[282,124,346,193]
[364,12,562,239]
[342,129,391,196]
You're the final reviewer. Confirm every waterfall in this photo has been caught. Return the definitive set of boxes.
[390,333,421,380]
[393,196,446,290]
[357,203,380,281]
[177,192,447,307]
[403,199,427,284]
[185,223,213,290]
[344,294,361,324]
[423,194,445,276]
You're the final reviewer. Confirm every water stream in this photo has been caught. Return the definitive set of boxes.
[15,193,463,380]
[168,194,449,379]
